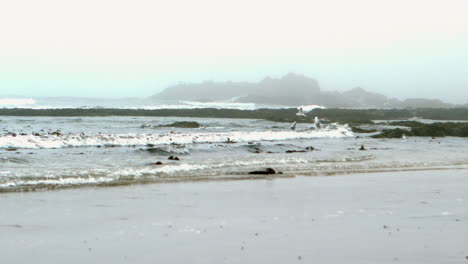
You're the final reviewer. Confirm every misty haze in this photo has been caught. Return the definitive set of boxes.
[1,1,468,264]
[2,73,467,110]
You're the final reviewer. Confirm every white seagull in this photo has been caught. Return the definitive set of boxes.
[296,107,306,117]
[290,121,297,130]
[314,116,321,129]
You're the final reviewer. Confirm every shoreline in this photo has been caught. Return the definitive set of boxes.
[1,169,467,263]
[2,164,468,194]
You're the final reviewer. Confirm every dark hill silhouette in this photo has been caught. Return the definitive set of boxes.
[155,73,320,105]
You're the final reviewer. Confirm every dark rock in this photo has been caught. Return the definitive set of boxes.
[154,161,163,165]
[50,131,62,136]
[286,150,307,153]
[305,146,315,151]
[225,137,236,144]
[350,126,378,133]
[6,148,18,151]
[248,168,278,175]
[160,121,202,128]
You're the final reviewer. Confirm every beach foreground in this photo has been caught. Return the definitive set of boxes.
[1,169,467,264]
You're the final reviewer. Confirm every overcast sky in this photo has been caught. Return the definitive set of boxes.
[1,0,467,103]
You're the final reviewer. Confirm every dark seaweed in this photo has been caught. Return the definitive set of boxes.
[372,122,468,138]
[1,108,468,124]
[160,121,202,128]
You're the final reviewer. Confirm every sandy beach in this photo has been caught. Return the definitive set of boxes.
[1,169,467,264]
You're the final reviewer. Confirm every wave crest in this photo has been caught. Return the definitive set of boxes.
[0,125,353,149]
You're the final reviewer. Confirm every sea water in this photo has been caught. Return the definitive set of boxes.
[1,114,468,192]
[0,96,325,110]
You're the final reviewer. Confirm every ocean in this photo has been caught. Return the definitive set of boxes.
[1,111,468,192]
[0,96,327,111]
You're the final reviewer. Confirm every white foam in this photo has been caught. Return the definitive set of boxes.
[181,101,257,110]
[139,102,326,111]
[13,103,255,110]
[0,98,36,107]
[0,124,353,149]
[0,97,327,111]
[130,103,256,110]
[112,164,210,177]
[299,104,326,112]
[0,176,113,188]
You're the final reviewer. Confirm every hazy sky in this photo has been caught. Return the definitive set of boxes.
[1,0,467,103]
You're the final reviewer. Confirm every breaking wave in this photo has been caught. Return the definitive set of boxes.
[0,125,353,149]
[0,98,35,107]
[0,96,326,111]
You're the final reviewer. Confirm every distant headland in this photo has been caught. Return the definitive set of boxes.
[152,73,467,109]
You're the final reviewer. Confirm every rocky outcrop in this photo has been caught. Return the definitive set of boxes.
[153,73,321,106]
[152,73,458,108]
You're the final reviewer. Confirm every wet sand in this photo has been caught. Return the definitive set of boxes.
[1,169,467,263]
